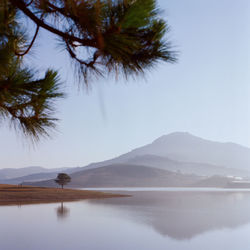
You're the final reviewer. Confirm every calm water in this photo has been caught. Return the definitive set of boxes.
[1,189,250,250]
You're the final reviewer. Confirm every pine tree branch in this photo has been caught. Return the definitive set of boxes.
[65,41,99,68]
[15,24,40,56]
[10,0,97,48]
[25,0,33,7]
[45,2,70,17]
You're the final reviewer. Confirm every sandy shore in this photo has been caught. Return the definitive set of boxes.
[0,184,127,205]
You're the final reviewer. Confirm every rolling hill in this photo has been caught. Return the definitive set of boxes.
[23,164,202,188]
[0,166,55,180]
[3,132,250,187]
[0,166,82,184]
[119,132,250,171]
[75,132,250,177]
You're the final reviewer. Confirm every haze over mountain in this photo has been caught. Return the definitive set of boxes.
[0,166,81,183]
[2,132,250,187]
[0,166,54,180]
[25,164,202,188]
[115,132,250,171]
[77,132,250,177]
[0,172,61,185]
[124,154,249,177]
[23,163,250,188]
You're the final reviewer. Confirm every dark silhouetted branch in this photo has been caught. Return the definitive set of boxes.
[10,0,97,48]
[15,24,40,56]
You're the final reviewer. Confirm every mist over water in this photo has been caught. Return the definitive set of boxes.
[1,189,250,250]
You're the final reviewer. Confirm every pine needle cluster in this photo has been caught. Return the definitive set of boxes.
[9,0,177,82]
[1,0,177,140]
[0,2,64,141]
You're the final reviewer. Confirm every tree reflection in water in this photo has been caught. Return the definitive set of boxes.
[56,202,70,220]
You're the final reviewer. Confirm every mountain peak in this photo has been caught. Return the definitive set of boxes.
[165,131,193,137]
[152,132,199,144]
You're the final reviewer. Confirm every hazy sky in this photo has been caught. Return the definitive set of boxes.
[0,0,249,169]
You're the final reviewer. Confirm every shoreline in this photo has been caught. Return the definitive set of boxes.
[0,184,128,206]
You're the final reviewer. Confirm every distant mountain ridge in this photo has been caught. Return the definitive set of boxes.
[0,166,52,180]
[2,132,250,187]
[23,164,202,188]
[118,132,250,171]
[23,163,250,188]
[124,154,249,177]
[75,132,250,176]
[0,166,81,183]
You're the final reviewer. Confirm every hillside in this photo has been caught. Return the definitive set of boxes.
[117,132,250,171]
[0,166,48,180]
[24,164,202,188]
[0,166,82,184]
[3,132,250,187]
[124,154,249,177]
[0,172,59,185]
[74,132,250,177]
[24,163,249,189]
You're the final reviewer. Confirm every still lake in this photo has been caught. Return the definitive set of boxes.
[1,188,250,250]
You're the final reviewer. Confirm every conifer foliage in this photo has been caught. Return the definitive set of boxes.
[1,0,176,140]
[0,1,64,141]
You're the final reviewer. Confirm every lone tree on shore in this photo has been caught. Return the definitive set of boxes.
[55,173,71,189]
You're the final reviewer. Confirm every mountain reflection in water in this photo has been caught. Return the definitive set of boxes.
[1,190,250,250]
[88,190,250,240]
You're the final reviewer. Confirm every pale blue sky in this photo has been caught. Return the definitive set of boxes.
[0,0,249,169]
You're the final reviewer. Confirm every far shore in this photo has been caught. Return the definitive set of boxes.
[0,184,128,205]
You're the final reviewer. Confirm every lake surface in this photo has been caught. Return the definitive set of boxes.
[1,188,250,250]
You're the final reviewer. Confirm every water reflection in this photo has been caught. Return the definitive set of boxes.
[56,202,70,220]
[89,191,250,240]
[1,190,250,250]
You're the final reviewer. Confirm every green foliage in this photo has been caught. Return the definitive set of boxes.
[0,2,64,141]
[55,173,71,189]
[9,0,176,81]
[1,0,177,140]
